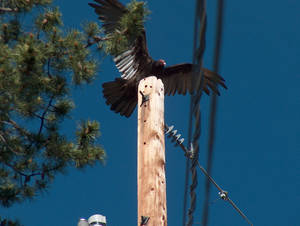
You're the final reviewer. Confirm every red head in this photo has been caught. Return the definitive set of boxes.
[158,59,166,67]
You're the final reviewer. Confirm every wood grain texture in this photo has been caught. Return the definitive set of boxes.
[137,76,167,226]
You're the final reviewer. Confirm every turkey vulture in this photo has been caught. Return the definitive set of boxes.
[89,0,227,117]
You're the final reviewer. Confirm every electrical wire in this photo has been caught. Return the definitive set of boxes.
[183,0,206,226]
[165,124,253,226]
[202,0,225,225]
[182,0,207,225]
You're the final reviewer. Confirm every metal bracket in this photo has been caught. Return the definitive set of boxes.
[218,190,228,200]
[187,142,195,159]
[139,91,150,107]
[140,216,150,225]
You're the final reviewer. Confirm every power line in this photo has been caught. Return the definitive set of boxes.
[202,0,225,225]
[165,124,253,226]
[198,162,253,226]
[183,0,207,225]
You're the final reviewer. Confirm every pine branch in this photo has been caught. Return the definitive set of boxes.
[0,131,25,156]
[84,35,109,48]
[37,95,54,136]
[0,7,18,13]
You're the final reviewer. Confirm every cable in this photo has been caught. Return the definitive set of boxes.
[202,0,225,225]
[183,0,207,225]
[165,124,253,226]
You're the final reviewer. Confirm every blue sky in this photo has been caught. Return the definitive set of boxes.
[2,0,300,225]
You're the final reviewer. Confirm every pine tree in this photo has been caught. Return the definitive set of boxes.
[0,0,149,224]
[0,1,106,224]
[103,0,150,56]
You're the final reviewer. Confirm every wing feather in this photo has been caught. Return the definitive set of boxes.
[89,0,128,34]
[119,59,134,73]
[116,55,134,69]
[169,77,177,96]
[89,0,153,80]
[113,31,153,80]
[160,63,227,96]
[114,49,133,63]
[124,68,137,80]
[177,72,185,94]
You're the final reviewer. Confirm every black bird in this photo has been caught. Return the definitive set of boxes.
[89,0,227,117]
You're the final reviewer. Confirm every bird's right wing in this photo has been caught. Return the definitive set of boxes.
[89,0,128,34]
[162,63,227,96]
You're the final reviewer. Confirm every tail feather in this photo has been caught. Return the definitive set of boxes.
[122,100,137,117]
[113,98,129,113]
[102,78,137,117]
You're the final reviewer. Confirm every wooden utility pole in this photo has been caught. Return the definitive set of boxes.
[137,76,167,226]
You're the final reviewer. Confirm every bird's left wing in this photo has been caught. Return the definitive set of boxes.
[161,63,227,96]
[89,0,153,80]
[89,0,128,34]
[114,30,154,80]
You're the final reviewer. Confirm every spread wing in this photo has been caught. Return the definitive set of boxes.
[89,0,153,80]
[88,0,128,34]
[161,63,227,96]
[113,30,154,80]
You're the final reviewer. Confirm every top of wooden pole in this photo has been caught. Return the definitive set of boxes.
[137,76,167,226]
